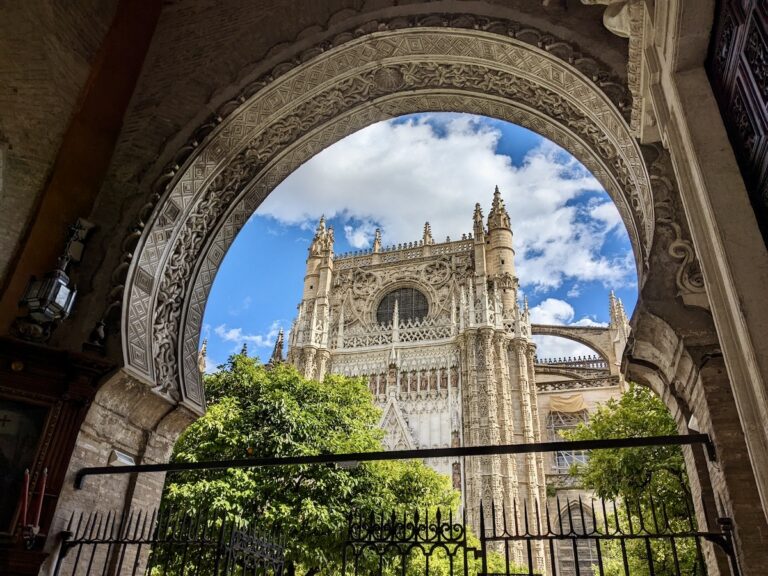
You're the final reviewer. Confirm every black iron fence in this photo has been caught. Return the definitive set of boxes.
[52,506,285,576]
[479,496,739,576]
[340,496,739,576]
[52,495,740,576]
[57,435,740,576]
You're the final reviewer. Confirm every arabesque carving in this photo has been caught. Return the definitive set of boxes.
[121,23,652,413]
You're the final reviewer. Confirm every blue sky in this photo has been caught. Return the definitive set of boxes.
[201,114,637,369]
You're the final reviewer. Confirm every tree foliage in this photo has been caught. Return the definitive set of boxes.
[564,383,699,575]
[162,353,461,575]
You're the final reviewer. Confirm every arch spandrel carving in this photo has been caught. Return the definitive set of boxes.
[122,26,654,412]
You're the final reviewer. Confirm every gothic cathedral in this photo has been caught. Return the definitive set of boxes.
[286,187,629,572]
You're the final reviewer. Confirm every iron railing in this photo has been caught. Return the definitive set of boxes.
[61,435,740,576]
[52,506,284,576]
[74,435,717,489]
[479,496,739,576]
[339,496,740,576]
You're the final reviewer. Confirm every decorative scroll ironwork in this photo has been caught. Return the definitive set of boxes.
[479,496,741,576]
[65,434,740,575]
[342,508,481,576]
[52,505,284,576]
[340,498,741,575]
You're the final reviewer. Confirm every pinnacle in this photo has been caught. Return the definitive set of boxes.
[423,221,433,244]
[268,328,285,367]
[487,185,510,229]
[316,215,326,234]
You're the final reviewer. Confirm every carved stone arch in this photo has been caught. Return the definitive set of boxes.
[530,324,612,364]
[121,25,655,414]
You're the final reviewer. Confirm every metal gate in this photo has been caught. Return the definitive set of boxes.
[341,508,481,576]
[65,434,742,576]
[52,506,285,576]
[341,497,741,576]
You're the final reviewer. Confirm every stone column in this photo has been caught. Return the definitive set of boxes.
[526,343,548,515]
[494,332,523,565]
[515,339,546,573]
[302,347,317,380]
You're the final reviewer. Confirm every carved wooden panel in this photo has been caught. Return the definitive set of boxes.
[708,0,768,245]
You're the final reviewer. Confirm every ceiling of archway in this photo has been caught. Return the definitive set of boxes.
[122,26,654,413]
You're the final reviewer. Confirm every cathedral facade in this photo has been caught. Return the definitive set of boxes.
[286,187,629,573]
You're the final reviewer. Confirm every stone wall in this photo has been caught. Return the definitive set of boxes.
[0,0,118,285]
[628,311,768,576]
[40,371,194,575]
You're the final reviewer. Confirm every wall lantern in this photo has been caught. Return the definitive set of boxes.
[21,258,77,323]
[13,219,93,342]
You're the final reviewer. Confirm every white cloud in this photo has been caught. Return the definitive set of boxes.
[529,298,576,325]
[589,200,623,232]
[344,220,378,249]
[257,114,636,291]
[571,317,606,327]
[529,298,607,359]
[566,284,581,298]
[203,354,222,374]
[214,321,282,349]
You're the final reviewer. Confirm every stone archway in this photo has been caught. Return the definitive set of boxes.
[40,12,766,575]
[121,25,655,414]
[530,324,613,366]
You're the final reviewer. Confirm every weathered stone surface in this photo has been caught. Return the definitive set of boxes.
[0,0,118,285]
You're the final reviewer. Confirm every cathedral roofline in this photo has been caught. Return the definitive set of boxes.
[335,235,475,262]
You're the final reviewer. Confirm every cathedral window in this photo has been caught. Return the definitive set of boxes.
[547,410,589,474]
[376,287,428,324]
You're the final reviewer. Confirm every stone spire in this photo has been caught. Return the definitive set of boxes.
[608,290,631,372]
[487,185,511,230]
[268,328,284,367]
[472,203,485,238]
[423,222,433,245]
[373,228,382,253]
[484,185,517,314]
[309,215,334,256]
[197,338,207,374]
[609,290,628,327]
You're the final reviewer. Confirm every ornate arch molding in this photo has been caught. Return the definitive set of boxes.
[122,27,654,414]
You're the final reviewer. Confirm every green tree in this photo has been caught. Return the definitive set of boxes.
[161,353,463,575]
[564,383,699,575]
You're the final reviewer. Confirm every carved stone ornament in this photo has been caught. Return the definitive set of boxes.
[121,21,654,413]
[647,144,709,310]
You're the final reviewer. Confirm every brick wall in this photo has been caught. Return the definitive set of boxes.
[0,0,118,285]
